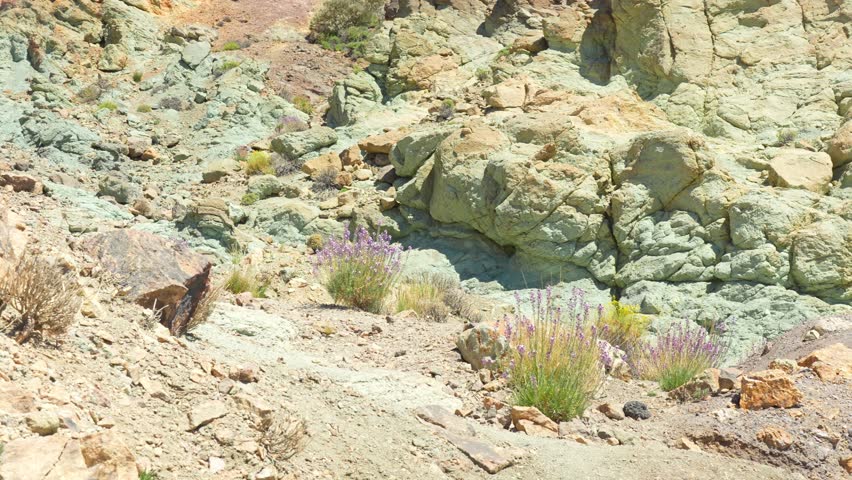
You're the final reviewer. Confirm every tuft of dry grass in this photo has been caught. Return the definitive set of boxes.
[244,151,274,176]
[181,283,223,336]
[395,272,459,322]
[594,299,649,355]
[0,252,81,343]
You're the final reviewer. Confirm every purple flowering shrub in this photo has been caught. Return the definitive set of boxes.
[314,225,405,313]
[632,319,726,391]
[495,287,607,422]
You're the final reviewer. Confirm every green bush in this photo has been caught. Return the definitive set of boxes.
[594,299,649,354]
[244,151,274,176]
[97,101,118,111]
[292,95,314,116]
[475,67,491,82]
[315,226,405,313]
[310,0,383,58]
[219,60,241,72]
[137,104,152,113]
[139,470,160,480]
[222,41,241,51]
[241,193,259,205]
[132,71,143,83]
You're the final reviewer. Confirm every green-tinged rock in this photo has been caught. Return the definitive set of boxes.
[270,127,338,160]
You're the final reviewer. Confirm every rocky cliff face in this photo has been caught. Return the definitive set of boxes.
[0,0,849,359]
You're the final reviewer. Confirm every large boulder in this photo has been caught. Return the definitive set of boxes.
[0,432,137,480]
[76,230,212,334]
[178,198,238,248]
[181,41,211,69]
[827,121,852,167]
[327,72,383,127]
[271,127,338,160]
[767,150,833,193]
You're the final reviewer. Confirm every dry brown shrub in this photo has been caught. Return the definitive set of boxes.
[258,412,307,462]
[171,283,223,336]
[0,252,81,343]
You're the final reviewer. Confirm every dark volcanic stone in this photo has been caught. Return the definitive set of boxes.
[623,401,651,420]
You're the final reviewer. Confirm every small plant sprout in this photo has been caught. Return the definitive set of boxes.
[132,71,143,83]
[137,104,152,113]
[222,41,241,51]
[314,224,406,313]
[97,101,118,112]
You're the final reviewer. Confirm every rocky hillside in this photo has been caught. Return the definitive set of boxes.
[0,0,850,478]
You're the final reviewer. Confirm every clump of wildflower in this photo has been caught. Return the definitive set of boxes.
[632,319,726,392]
[314,224,405,313]
[496,287,607,422]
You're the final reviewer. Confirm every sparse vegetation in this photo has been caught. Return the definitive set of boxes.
[292,95,314,116]
[496,288,607,422]
[157,96,186,111]
[307,233,324,252]
[309,0,384,58]
[97,101,118,112]
[438,99,455,121]
[75,84,102,103]
[594,299,649,355]
[244,151,274,176]
[219,60,241,72]
[132,71,143,83]
[272,153,305,176]
[0,251,82,344]
[314,225,406,313]
[475,67,491,82]
[139,470,160,480]
[224,252,270,299]
[395,272,458,321]
[777,128,797,146]
[632,319,726,392]
[241,193,259,205]
[222,41,241,51]
[137,104,152,113]
[310,168,339,195]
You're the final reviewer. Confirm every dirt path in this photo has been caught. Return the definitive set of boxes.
[191,303,802,479]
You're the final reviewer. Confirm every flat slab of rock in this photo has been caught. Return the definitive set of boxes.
[767,149,833,193]
[76,230,211,334]
[0,432,137,480]
[442,431,520,474]
[188,400,229,431]
[415,405,475,436]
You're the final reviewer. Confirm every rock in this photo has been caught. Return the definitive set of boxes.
[359,129,410,154]
[768,359,798,374]
[597,402,625,420]
[543,9,582,52]
[756,426,794,451]
[0,381,36,413]
[181,41,211,68]
[188,400,229,431]
[841,456,852,474]
[255,466,279,480]
[415,405,475,437]
[827,121,852,167]
[675,437,702,452]
[483,77,529,109]
[340,145,363,167]
[98,44,128,72]
[202,159,239,183]
[668,368,720,401]
[139,376,169,400]
[234,392,273,418]
[179,198,237,248]
[79,431,138,479]
[456,323,508,371]
[389,125,455,177]
[126,137,153,159]
[327,71,382,126]
[442,431,518,474]
[98,173,140,205]
[229,364,260,383]
[301,152,342,177]
[354,168,372,181]
[767,150,833,193]
[797,343,852,382]
[271,127,337,160]
[76,230,212,335]
[0,435,68,480]
[622,401,651,420]
[739,369,802,410]
[26,411,61,435]
[718,368,742,390]
[510,406,558,437]
[0,173,43,194]
[209,457,225,474]
[247,175,284,200]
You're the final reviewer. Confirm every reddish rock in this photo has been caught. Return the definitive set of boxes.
[669,368,720,401]
[0,380,36,413]
[339,144,363,167]
[757,426,794,451]
[510,406,558,437]
[358,129,409,154]
[76,230,211,335]
[0,173,43,194]
[79,431,138,479]
[740,369,802,410]
[840,456,852,474]
[797,343,852,382]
